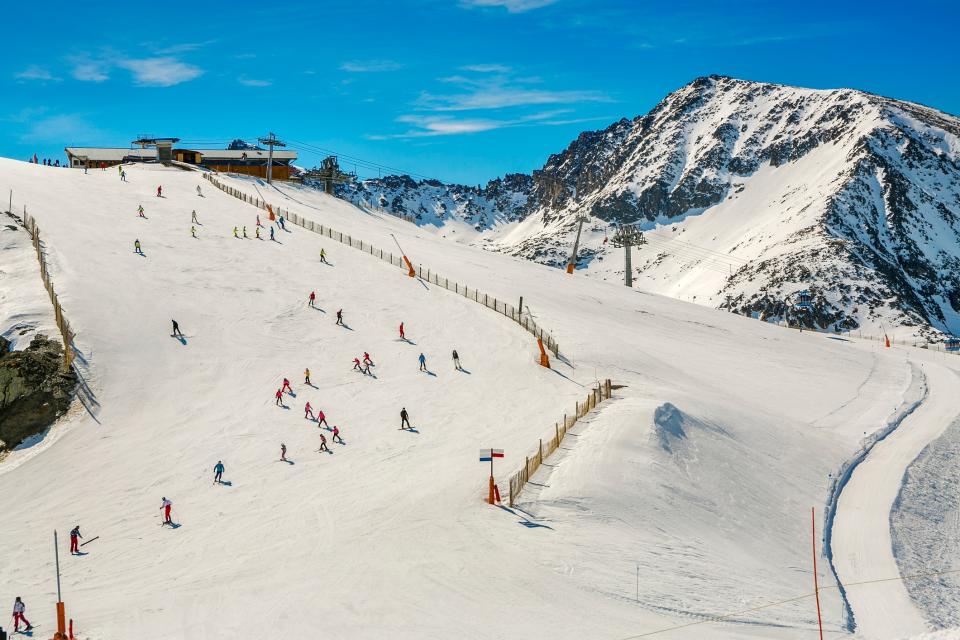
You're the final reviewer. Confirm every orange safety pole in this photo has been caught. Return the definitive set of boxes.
[537,338,551,368]
[403,256,416,278]
[811,507,824,640]
[57,602,66,634]
[488,448,495,505]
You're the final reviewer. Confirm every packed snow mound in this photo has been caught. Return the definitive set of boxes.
[338,75,960,340]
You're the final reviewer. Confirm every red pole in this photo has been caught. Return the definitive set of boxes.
[811,507,824,640]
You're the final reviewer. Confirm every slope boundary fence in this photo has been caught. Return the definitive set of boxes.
[203,173,560,356]
[508,379,613,506]
[4,197,76,371]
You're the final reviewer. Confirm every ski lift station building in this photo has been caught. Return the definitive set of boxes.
[64,138,297,179]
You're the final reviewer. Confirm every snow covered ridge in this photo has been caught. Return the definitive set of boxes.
[337,75,960,339]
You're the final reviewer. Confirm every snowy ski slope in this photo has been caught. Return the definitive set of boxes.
[2,160,960,639]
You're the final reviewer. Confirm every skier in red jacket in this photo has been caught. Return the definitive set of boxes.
[318,433,329,453]
[156,185,162,197]
[308,291,316,308]
[352,357,362,372]
[304,402,315,420]
[317,409,329,428]
[332,425,344,444]
[275,388,283,406]
[399,322,405,340]
[281,378,293,394]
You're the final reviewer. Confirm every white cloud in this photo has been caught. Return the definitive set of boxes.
[371,110,570,139]
[419,86,610,111]
[238,76,272,87]
[460,0,559,12]
[18,114,106,144]
[460,64,512,73]
[339,59,403,73]
[118,57,203,87]
[15,65,59,82]
[71,58,110,82]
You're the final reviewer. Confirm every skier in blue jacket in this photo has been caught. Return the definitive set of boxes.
[214,461,225,484]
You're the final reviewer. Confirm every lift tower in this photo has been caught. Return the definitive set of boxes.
[610,224,646,287]
[566,215,589,274]
[257,132,286,184]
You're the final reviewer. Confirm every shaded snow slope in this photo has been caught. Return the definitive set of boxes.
[0,210,56,350]
[2,159,959,639]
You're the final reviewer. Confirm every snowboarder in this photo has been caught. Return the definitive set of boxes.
[191,225,196,238]
[452,349,461,370]
[308,291,316,308]
[214,460,225,484]
[400,407,411,430]
[317,409,328,428]
[336,309,344,326]
[172,320,183,338]
[419,353,427,371]
[275,388,283,406]
[305,402,315,420]
[318,433,329,452]
[270,226,275,241]
[399,322,405,340]
[320,248,328,264]
[69,525,82,555]
[160,497,173,525]
[282,378,293,394]
[196,185,202,197]
[332,425,344,444]
[304,368,311,385]
[137,204,145,218]
[191,210,199,224]
[11,597,32,633]
[156,185,162,197]
[134,239,142,255]
[280,442,287,462]
[352,357,362,372]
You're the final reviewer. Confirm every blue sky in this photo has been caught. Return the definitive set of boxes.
[3,0,958,184]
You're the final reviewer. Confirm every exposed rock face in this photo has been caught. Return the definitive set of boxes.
[337,76,960,338]
[0,334,76,451]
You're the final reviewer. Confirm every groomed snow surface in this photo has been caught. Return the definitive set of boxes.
[1,161,959,639]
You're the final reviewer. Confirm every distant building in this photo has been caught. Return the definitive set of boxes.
[64,139,297,179]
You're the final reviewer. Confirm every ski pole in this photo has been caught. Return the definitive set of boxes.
[79,536,99,547]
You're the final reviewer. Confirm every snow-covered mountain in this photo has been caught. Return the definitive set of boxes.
[339,76,960,339]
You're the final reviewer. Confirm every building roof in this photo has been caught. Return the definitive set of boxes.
[192,149,298,161]
[64,147,157,161]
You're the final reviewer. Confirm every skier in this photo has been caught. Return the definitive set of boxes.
[214,460,225,484]
[419,353,427,371]
[317,409,329,428]
[134,239,142,255]
[11,597,32,633]
[256,226,261,240]
[233,226,239,238]
[304,368,311,385]
[191,225,196,238]
[361,359,371,375]
[332,425,344,444]
[363,352,373,366]
[120,169,126,181]
[243,226,248,238]
[137,204,145,218]
[278,215,285,230]
[270,226,275,241]
[282,378,293,394]
[336,309,344,326]
[280,442,287,462]
[320,248,328,264]
[452,349,461,370]
[275,388,283,406]
[118,165,123,175]
[400,407,411,430]
[196,185,202,197]
[308,291,316,308]
[352,357,362,372]
[399,322,405,340]
[69,525,82,555]
[256,214,262,227]
[156,185,162,197]
[304,402,315,420]
[191,210,199,224]
[172,320,183,338]
[318,433,329,453]
[160,497,173,525]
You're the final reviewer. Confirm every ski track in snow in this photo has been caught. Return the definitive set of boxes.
[833,360,960,638]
